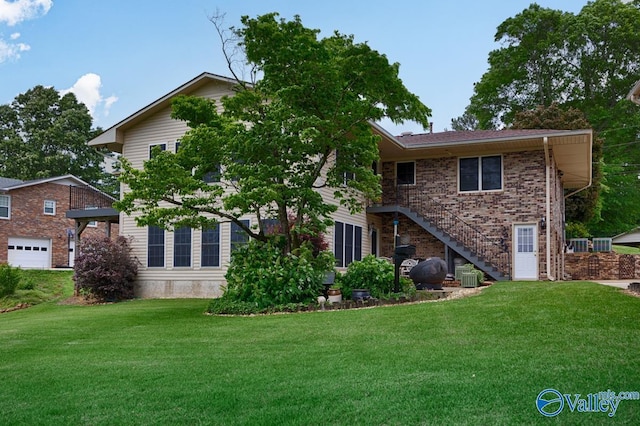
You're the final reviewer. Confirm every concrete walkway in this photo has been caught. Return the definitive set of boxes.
[593,280,637,289]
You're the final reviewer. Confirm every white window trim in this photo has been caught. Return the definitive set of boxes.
[0,194,10,220]
[458,154,504,193]
[44,200,56,216]
[396,161,416,186]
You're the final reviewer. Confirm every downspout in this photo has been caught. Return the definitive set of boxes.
[543,137,554,281]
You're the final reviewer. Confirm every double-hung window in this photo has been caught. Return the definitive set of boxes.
[148,226,165,267]
[201,224,221,267]
[173,227,192,267]
[459,155,502,192]
[44,200,56,215]
[396,162,415,185]
[230,220,250,252]
[149,143,167,159]
[1,195,11,219]
[334,221,362,267]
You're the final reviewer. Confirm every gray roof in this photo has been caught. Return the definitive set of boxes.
[0,177,24,190]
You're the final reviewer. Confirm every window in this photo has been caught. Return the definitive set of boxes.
[335,150,356,184]
[149,143,167,158]
[148,226,165,267]
[44,200,56,215]
[0,195,10,219]
[334,221,362,267]
[173,227,192,267]
[203,164,222,183]
[459,155,502,192]
[201,224,221,267]
[86,206,98,227]
[396,162,415,185]
[260,218,280,235]
[230,220,250,252]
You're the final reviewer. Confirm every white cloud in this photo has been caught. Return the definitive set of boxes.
[9,32,19,39]
[60,73,118,120]
[0,33,29,62]
[0,0,52,26]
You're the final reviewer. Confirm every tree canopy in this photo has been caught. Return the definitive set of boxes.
[459,0,640,236]
[117,13,431,254]
[0,85,114,193]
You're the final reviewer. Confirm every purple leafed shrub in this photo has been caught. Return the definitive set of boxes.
[73,236,139,302]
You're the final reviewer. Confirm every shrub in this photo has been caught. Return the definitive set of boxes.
[223,239,334,310]
[73,236,139,302]
[0,263,22,297]
[341,255,395,299]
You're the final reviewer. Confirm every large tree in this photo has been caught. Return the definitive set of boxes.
[459,0,640,236]
[0,85,113,192]
[117,13,431,255]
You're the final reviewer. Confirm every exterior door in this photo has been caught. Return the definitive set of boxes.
[513,224,538,280]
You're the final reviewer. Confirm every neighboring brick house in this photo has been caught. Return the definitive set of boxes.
[89,72,592,298]
[0,175,117,269]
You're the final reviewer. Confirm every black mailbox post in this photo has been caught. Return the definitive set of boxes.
[393,244,415,293]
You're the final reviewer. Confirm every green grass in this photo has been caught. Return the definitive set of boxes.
[613,244,640,255]
[0,269,73,309]
[1,281,639,425]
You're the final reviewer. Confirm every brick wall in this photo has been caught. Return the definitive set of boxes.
[565,252,640,280]
[0,183,117,267]
[378,149,565,280]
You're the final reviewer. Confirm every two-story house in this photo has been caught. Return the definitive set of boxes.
[0,175,118,268]
[89,72,592,298]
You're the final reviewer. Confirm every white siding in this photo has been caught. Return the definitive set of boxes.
[118,77,375,297]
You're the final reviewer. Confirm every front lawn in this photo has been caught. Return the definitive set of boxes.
[0,281,639,425]
[0,269,73,310]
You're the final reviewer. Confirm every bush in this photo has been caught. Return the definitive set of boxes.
[341,255,395,299]
[73,236,139,302]
[223,239,334,310]
[0,263,22,297]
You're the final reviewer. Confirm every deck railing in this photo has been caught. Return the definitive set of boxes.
[68,185,115,210]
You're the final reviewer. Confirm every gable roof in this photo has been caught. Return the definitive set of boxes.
[88,72,241,153]
[379,128,593,190]
[0,174,115,200]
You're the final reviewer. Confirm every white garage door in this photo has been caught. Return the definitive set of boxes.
[7,237,51,269]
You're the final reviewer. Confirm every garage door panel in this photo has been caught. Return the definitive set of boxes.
[8,238,51,269]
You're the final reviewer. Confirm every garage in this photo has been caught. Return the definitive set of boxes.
[7,237,51,269]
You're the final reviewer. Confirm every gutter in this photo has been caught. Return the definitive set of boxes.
[543,137,554,281]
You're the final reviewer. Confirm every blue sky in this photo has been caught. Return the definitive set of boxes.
[1,0,592,135]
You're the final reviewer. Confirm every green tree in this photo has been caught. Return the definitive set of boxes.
[460,0,640,236]
[0,86,113,193]
[512,103,603,224]
[117,13,431,255]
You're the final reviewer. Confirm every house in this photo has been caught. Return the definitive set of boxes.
[88,72,592,298]
[369,129,592,282]
[612,227,640,248]
[0,175,118,269]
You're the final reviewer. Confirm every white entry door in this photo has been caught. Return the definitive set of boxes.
[513,224,538,280]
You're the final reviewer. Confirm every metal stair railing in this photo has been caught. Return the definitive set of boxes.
[383,183,510,279]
